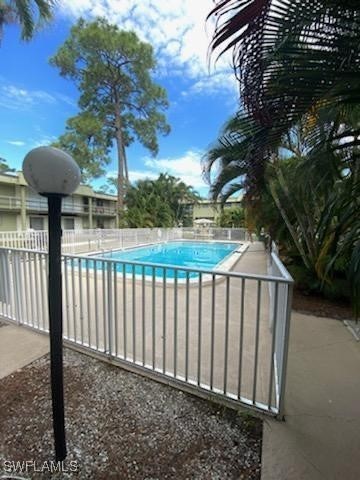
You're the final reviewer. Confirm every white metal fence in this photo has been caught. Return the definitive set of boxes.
[0,245,293,418]
[0,228,249,254]
[182,227,249,241]
[268,245,293,411]
[0,228,184,254]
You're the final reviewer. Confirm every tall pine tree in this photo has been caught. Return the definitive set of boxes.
[51,18,170,220]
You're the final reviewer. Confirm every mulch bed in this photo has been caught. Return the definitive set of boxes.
[0,349,262,479]
[292,288,354,321]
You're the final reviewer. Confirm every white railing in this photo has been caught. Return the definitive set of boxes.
[0,195,117,215]
[61,228,184,253]
[268,242,293,413]
[182,227,249,241]
[0,228,184,254]
[0,195,22,209]
[0,228,250,254]
[0,230,48,250]
[0,246,293,418]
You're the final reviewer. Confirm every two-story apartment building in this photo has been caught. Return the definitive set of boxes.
[184,197,243,225]
[0,171,118,232]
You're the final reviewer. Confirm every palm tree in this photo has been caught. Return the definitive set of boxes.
[124,174,199,228]
[0,0,55,40]
[205,0,360,313]
[207,0,360,196]
[205,114,360,310]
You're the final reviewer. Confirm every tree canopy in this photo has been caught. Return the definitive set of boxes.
[114,173,199,228]
[0,156,14,173]
[52,111,112,183]
[217,206,245,228]
[50,17,170,214]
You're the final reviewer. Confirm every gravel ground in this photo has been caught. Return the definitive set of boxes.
[0,349,262,479]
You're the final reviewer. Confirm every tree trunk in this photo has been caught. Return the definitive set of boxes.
[115,109,125,221]
[123,143,129,183]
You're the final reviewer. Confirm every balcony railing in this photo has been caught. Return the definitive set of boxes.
[26,198,90,214]
[0,195,117,216]
[0,195,22,209]
[92,205,117,216]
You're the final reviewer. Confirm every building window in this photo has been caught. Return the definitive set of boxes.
[63,217,75,230]
[30,216,44,230]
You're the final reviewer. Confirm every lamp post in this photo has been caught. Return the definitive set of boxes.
[23,146,81,462]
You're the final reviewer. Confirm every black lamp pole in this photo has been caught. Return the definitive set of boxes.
[22,146,80,463]
[47,193,66,462]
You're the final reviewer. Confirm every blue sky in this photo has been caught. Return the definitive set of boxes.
[0,1,240,197]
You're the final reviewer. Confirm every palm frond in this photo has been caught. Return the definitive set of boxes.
[208,0,360,193]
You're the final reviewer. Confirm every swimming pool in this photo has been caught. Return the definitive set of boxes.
[89,241,240,279]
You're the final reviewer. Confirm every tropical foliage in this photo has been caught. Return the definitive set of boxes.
[0,0,55,40]
[50,18,170,214]
[0,156,14,173]
[217,206,245,228]
[117,174,199,228]
[205,0,360,312]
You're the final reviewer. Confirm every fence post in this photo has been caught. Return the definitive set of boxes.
[277,282,293,420]
[107,262,113,358]
[10,251,21,324]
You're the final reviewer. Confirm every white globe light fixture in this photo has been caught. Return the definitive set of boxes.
[23,146,80,196]
[23,146,81,463]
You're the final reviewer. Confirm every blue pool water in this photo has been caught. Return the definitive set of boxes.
[88,241,239,279]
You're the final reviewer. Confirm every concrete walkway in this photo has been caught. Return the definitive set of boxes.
[262,312,360,480]
[0,323,49,379]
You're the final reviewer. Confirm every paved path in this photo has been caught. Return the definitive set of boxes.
[262,312,360,480]
[0,323,49,379]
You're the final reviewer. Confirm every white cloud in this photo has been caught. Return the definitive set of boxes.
[56,93,77,108]
[107,169,158,183]
[183,72,238,97]
[7,140,26,146]
[127,170,158,182]
[105,150,209,194]
[32,135,57,148]
[57,0,234,95]
[0,84,57,110]
[107,149,207,190]
[0,81,76,111]
[144,149,207,189]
